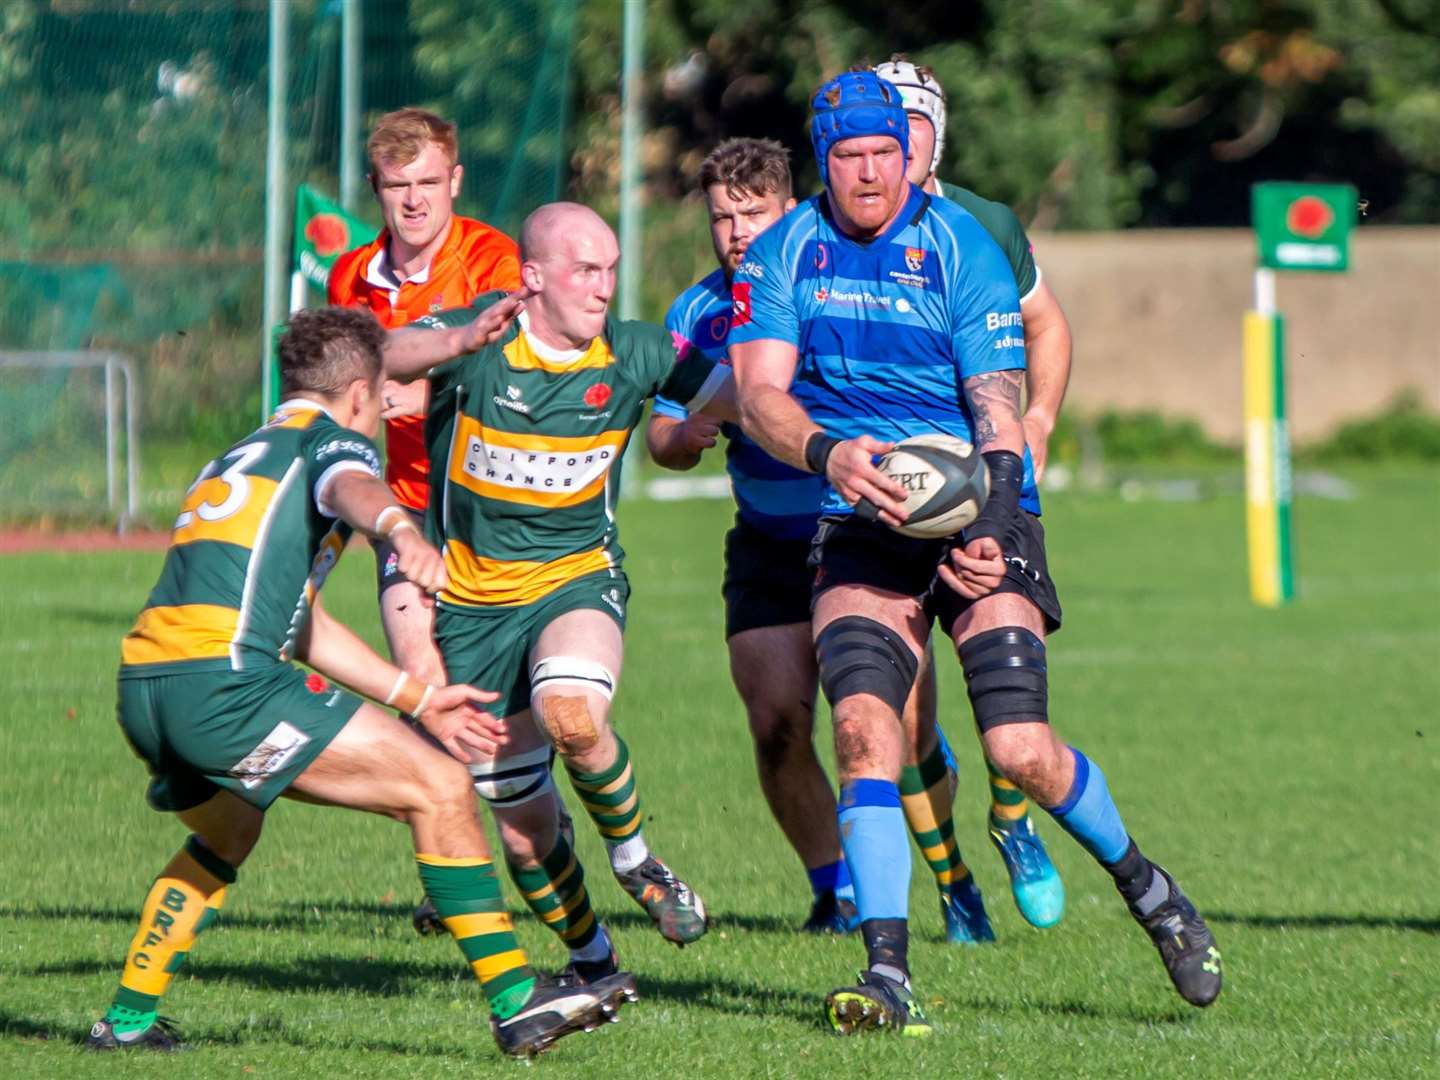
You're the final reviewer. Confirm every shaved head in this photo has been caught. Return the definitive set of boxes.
[521,202,612,263]
[518,201,620,349]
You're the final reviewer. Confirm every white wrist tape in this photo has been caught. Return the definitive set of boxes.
[374,506,417,539]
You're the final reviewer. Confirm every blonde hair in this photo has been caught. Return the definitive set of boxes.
[367,107,458,173]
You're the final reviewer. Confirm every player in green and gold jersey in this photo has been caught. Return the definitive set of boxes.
[86,306,638,1059]
[385,202,737,981]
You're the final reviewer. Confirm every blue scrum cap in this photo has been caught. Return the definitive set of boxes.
[809,70,910,186]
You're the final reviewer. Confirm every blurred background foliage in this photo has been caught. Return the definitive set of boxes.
[0,0,1434,476]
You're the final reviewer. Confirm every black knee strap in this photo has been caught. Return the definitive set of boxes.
[957,626,1048,731]
[815,616,919,717]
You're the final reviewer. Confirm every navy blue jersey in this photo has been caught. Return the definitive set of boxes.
[655,268,825,541]
[728,185,1040,516]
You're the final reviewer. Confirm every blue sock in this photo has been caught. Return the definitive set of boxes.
[837,779,910,921]
[1045,747,1131,866]
[807,859,854,901]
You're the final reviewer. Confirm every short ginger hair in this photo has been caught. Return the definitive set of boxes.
[367,107,458,173]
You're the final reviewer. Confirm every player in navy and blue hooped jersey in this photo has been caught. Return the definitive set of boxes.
[730,70,1222,1034]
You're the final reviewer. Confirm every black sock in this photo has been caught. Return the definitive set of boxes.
[1107,839,1170,914]
[861,917,909,981]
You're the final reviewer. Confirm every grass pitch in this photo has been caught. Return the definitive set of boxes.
[2,467,1437,1077]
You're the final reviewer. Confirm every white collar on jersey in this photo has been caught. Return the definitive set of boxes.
[364,245,434,292]
[517,311,591,365]
[274,397,336,420]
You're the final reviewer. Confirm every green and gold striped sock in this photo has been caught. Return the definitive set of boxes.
[566,735,644,849]
[507,832,600,952]
[900,742,971,890]
[987,756,1032,831]
[415,854,536,1020]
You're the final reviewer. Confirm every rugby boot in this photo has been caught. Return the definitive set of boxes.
[490,972,638,1058]
[802,891,860,934]
[989,815,1066,929]
[412,895,445,936]
[554,944,621,988]
[825,968,934,1037]
[84,1013,183,1051]
[1125,863,1223,1007]
[939,875,996,944]
[614,856,707,946]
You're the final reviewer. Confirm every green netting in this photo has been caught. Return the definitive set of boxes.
[0,0,578,522]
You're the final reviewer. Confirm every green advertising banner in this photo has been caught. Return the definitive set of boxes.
[292,184,376,291]
[1252,182,1356,272]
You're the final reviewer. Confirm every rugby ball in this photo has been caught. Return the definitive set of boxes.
[875,434,989,539]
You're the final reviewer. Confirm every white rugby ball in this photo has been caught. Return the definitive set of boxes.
[875,433,989,539]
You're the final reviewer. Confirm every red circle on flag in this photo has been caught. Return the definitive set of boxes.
[1286,196,1334,240]
[305,214,351,257]
[584,383,612,408]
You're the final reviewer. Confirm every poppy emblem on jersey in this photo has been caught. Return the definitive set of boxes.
[905,247,926,272]
[305,673,329,695]
[732,282,753,327]
[584,383,612,408]
[815,287,829,303]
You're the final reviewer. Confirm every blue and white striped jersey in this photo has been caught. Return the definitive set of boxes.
[654,268,825,541]
[728,184,1040,516]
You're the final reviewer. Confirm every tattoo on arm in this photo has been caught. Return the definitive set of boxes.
[963,370,1024,448]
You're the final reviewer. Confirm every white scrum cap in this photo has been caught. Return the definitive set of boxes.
[873,58,947,179]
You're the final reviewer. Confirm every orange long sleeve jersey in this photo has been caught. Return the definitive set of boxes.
[327,216,522,510]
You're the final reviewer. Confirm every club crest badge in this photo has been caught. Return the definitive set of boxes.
[905,247,926,273]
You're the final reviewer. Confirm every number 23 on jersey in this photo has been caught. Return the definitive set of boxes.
[173,443,276,547]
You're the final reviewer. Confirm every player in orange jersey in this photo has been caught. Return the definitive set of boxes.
[328,107,522,693]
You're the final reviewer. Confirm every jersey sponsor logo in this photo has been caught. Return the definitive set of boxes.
[707,314,731,343]
[815,287,829,302]
[315,438,380,472]
[583,383,613,408]
[230,721,312,789]
[734,261,764,279]
[904,246,926,272]
[993,335,1024,350]
[814,242,829,270]
[732,282,753,327]
[448,418,629,509]
[985,311,1024,331]
[414,314,446,330]
[821,287,892,310]
[895,297,913,313]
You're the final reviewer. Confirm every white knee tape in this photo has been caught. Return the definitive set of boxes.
[469,744,556,806]
[529,656,616,701]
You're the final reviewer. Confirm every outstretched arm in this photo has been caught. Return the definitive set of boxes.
[296,596,505,761]
[384,288,530,382]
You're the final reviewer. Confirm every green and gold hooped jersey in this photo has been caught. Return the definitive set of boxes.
[120,401,382,676]
[420,296,725,608]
